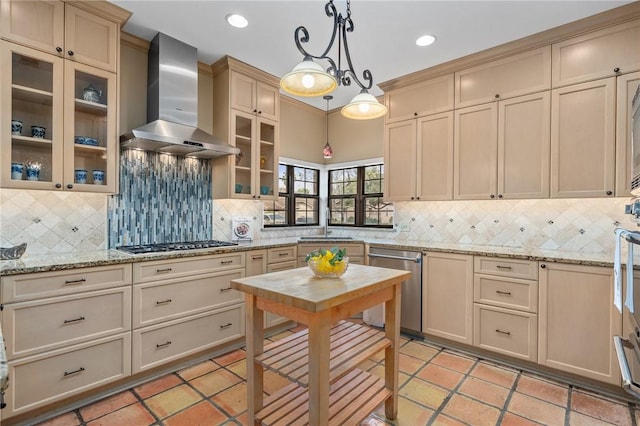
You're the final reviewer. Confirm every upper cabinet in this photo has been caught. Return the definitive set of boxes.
[384,74,453,123]
[552,20,640,88]
[0,0,119,73]
[454,46,551,109]
[615,71,640,196]
[212,56,280,200]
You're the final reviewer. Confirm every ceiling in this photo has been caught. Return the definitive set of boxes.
[110,0,632,111]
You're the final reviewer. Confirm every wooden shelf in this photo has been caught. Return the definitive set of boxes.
[256,368,390,426]
[11,135,53,147]
[74,143,107,153]
[75,98,107,115]
[256,320,390,387]
[12,84,53,105]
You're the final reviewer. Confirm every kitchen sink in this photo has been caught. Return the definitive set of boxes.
[298,236,353,241]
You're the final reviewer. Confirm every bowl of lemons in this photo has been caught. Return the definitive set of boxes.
[306,247,349,278]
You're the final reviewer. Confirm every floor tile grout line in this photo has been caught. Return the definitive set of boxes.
[496,371,522,425]
[564,385,573,426]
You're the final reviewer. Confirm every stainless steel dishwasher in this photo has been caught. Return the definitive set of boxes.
[367,247,422,336]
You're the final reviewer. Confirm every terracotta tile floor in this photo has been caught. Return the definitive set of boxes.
[34,324,640,426]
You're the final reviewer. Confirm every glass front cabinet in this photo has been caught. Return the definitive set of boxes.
[1,41,117,192]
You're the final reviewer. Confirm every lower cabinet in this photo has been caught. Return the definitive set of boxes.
[474,304,538,361]
[538,261,621,385]
[422,252,474,344]
[297,242,365,267]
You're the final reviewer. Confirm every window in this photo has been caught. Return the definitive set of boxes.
[328,164,393,227]
[263,164,319,227]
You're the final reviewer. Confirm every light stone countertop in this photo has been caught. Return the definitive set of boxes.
[0,237,619,276]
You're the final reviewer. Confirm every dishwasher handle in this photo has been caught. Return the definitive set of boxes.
[368,253,421,263]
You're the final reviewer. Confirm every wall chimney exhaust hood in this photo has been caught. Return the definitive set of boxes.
[120,33,239,159]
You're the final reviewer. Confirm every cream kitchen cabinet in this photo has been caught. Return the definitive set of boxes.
[0,264,132,419]
[245,247,298,328]
[422,252,474,344]
[454,91,551,200]
[552,20,640,88]
[473,257,538,362]
[454,46,551,109]
[131,253,246,373]
[615,71,640,196]
[384,112,454,201]
[1,23,118,192]
[384,74,454,124]
[0,0,123,73]
[550,77,616,198]
[212,56,280,200]
[538,262,621,385]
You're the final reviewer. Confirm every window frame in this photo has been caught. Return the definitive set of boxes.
[263,164,320,227]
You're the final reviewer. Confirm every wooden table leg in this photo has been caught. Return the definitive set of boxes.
[384,282,402,419]
[307,309,331,425]
[245,294,264,426]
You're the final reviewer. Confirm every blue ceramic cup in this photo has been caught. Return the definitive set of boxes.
[25,163,40,181]
[75,169,87,184]
[260,185,269,195]
[11,162,23,180]
[11,120,22,135]
[92,170,105,185]
[235,183,243,193]
[31,126,45,138]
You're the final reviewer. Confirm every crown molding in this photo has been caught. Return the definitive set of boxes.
[64,0,131,25]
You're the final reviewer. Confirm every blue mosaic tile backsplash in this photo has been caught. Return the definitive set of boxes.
[108,149,212,247]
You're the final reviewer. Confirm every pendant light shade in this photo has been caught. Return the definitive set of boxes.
[280,57,337,97]
[323,95,333,159]
[341,89,387,120]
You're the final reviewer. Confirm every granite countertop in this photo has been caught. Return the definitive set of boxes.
[0,236,619,276]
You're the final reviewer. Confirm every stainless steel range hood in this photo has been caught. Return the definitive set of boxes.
[120,33,239,159]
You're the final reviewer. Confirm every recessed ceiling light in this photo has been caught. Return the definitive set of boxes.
[416,34,436,47]
[226,13,248,28]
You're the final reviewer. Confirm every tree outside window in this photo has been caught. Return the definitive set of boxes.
[263,164,319,227]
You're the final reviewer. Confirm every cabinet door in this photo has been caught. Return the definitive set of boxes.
[538,262,621,385]
[64,4,118,73]
[384,74,454,123]
[550,78,616,198]
[63,61,117,193]
[0,0,64,56]
[1,42,64,189]
[615,71,640,196]
[231,109,255,198]
[416,112,453,201]
[230,71,256,114]
[498,91,551,199]
[256,117,278,200]
[423,252,474,344]
[256,81,279,121]
[454,103,498,200]
[384,120,417,201]
[246,250,267,277]
[455,46,551,108]
[552,20,640,88]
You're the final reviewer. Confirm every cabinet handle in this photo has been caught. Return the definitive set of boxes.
[490,194,495,199]
[278,252,289,256]
[614,67,621,73]
[606,191,613,196]
[63,316,86,324]
[416,196,420,200]
[67,50,74,56]
[540,264,546,269]
[494,94,500,99]
[414,112,418,116]
[156,341,172,348]
[156,268,172,273]
[64,278,86,285]
[495,290,512,296]
[258,111,262,114]
[55,183,62,189]
[155,299,172,305]
[56,47,63,53]
[495,329,511,336]
[251,255,264,260]
[253,109,257,113]
[498,194,503,199]
[220,260,233,264]
[220,287,232,293]
[67,184,73,189]
[63,367,85,377]
[496,265,512,270]
[219,322,233,329]
[410,197,415,200]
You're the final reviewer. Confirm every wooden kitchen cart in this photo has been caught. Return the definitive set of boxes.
[230,264,410,425]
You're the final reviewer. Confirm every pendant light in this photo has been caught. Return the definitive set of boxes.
[323,95,334,159]
[280,0,387,120]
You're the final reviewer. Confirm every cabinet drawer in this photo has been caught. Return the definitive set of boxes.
[474,304,537,362]
[132,305,244,373]
[133,269,244,328]
[1,264,132,303]
[474,257,538,280]
[474,275,537,313]
[267,246,297,263]
[4,333,131,418]
[133,253,244,283]
[2,287,131,360]
[267,260,297,272]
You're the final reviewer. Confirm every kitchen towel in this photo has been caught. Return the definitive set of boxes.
[614,228,624,313]
[627,236,635,313]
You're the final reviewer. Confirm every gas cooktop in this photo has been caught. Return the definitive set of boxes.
[116,240,237,254]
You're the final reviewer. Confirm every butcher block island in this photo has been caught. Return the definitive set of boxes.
[230,263,411,425]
